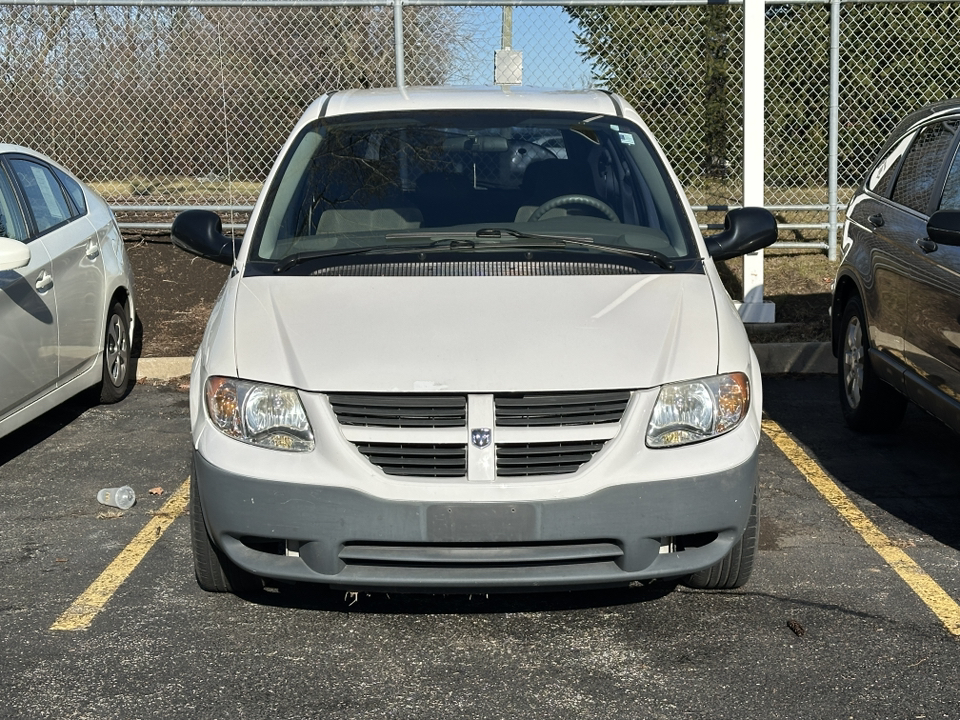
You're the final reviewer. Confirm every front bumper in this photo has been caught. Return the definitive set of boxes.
[194,447,758,592]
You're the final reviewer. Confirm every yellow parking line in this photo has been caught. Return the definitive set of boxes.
[50,477,191,632]
[762,419,960,637]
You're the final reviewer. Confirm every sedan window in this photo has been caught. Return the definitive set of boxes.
[9,158,72,234]
[0,167,27,242]
[891,121,957,214]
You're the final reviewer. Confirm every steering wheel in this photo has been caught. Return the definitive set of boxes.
[528,194,620,223]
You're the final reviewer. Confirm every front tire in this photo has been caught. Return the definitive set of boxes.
[98,301,134,403]
[838,295,907,432]
[684,488,757,590]
[190,471,260,593]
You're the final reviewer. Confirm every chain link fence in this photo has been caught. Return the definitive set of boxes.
[2,0,960,252]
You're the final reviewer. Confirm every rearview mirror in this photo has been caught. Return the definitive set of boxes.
[705,207,778,261]
[0,236,29,271]
[171,210,239,265]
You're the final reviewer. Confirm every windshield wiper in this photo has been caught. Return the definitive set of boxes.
[475,228,675,271]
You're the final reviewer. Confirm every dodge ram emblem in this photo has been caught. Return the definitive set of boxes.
[471,428,492,448]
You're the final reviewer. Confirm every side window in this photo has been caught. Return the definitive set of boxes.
[867,132,914,198]
[9,158,72,234]
[891,122,957,214]
[0,167,27,242]
[939,142,960,210]
[54,168,87,216]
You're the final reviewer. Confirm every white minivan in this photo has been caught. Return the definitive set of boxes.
[173,86,777,595]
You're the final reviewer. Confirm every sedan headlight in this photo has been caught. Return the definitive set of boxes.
[205,377,314,452]
[646,373,750,448]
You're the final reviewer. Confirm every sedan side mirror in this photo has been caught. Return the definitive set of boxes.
[0,236,30,271]
[926,209,960,247]
[705,207,778,261]
[171,210,240,265]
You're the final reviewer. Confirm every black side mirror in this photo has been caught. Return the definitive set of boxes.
[171,210,240,265]
[705,207,778,261]
[926,209,960,247]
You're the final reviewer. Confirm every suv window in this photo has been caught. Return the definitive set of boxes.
[891,121,957,214]
[868,132,914,198]
[9,158,72,234]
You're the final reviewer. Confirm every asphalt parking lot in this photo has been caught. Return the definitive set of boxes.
[1,375,959,720]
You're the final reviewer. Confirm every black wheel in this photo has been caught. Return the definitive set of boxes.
[528,194,620,222]
[98,301,133,403]
[838,295,907,432]
[190,471,260,593]
[684,488,757,590]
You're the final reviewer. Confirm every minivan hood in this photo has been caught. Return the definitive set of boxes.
[233,273,719,392]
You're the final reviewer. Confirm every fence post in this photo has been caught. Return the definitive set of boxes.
[394,0,405,88]
[740,0,775,322]
[827,0,841,261]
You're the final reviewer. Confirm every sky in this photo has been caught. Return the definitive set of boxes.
[452,6,597,89]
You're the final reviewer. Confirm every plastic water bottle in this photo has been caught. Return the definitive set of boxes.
[97,486,136,510]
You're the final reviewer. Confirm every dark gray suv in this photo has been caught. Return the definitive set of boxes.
[832,99,960,433]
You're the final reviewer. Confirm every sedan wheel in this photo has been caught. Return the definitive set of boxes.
[99,301,134,403]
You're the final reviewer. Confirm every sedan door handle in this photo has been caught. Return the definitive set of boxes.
[85,238,101,260]
[868,213,884,227]
[35,270,53,293]
[916,237,938,254]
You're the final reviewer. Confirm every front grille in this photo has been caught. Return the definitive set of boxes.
[333,390,629,480]
[495,390,630,427]
[353,443,467,477]
[329,393,467,428]
[313,261,640,277]
[497,441,607,477]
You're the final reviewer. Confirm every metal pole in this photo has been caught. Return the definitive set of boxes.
[502,5,514,48]
[394,0,405,88]
[740,0,775,322]
[827,0,841,261]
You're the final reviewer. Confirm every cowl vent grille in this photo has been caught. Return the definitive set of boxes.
[313,261,639,277]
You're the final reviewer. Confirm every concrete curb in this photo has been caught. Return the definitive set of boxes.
[752,342,835,375]
[136,357,194,381]
[136,343,835,381]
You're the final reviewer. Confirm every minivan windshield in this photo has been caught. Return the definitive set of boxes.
[251,110,697,266]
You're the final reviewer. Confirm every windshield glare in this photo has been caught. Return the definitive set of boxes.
[253,110,696,262]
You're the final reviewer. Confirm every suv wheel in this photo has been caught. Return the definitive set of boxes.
[838,295,907,432]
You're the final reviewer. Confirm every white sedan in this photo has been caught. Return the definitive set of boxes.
[0,145,136,439]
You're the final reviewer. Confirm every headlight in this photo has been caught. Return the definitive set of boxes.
[205,377,315,452]
[646,373,749,448]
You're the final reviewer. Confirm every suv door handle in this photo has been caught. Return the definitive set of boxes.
[917,237,938,253]
[868,213,884,227]
[35,270,53,293]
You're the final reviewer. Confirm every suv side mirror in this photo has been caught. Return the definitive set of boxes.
[927,209,960,247]
[171,210,240,265]
[705,207,778,261]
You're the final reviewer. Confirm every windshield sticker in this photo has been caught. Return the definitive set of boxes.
[619,132,635,146]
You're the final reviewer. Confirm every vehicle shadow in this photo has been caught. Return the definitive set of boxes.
[762,374,960,552]
[0,393,99,467]
[239,578,682,615]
